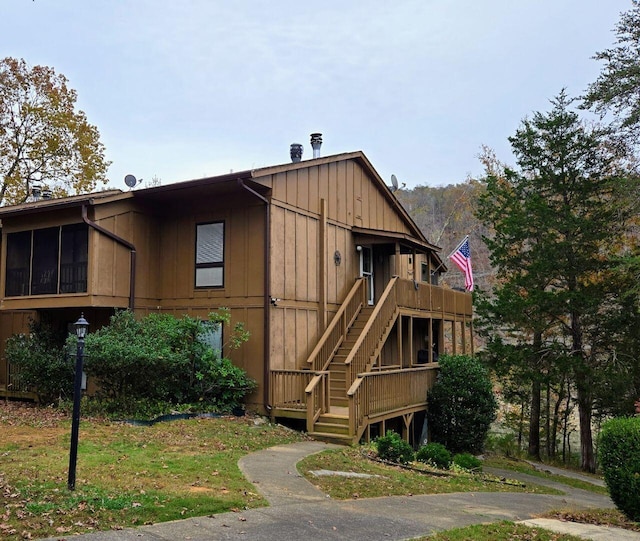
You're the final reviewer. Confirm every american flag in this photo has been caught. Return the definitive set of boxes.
[449,236,474,291]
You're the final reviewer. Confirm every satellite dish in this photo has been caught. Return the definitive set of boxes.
[390,174,399,192]
[124,174,138,188]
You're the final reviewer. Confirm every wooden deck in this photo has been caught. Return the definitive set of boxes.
[271,277,472,444]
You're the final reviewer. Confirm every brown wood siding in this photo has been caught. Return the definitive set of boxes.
[262,159,414,235]
[269,305,318,370]
[90,213,133,302]
[260,156,419,370]
[270,206,319,302]
[156,202,265,302]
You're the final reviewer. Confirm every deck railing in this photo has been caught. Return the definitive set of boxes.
[347,365,439,441]
[344,277,399,383]
[269,369,316,410]
[305,278,366,372]
[395,279,471,316]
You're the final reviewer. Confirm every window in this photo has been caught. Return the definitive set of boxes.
[5,224,88,297]
[195,222,224,288]
[199,320,223,359]
[421,262,429,283]
[421,262,439,285]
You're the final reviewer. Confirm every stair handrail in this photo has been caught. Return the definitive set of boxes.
[305,277,366,372]
[346,375,365,438]
[305,370,330,432]
[343,276,399,382]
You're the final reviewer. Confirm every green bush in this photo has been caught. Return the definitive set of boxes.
[599,416,640,522]
[452,453,482,472]
[484,431,520,458]
[6,309,256,414]
[427,354,498,454]
[81,309,255,412]
[416,442,452,469]
[375,430,415,464]
[5,320,72,404]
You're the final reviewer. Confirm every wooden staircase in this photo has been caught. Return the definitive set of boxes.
[308,303,399,443]
[326,306,373,408]
[305,277,402,443]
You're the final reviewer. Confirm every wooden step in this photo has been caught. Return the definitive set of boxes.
[312,422,350,436]
[307,431,353,445]
[330,397,348,407]
[317,413,349,426]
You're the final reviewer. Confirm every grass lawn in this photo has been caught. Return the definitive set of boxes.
[2,402,639,541]
[415,521,584,540]
[0,402,305,540]
[298,446,561,499]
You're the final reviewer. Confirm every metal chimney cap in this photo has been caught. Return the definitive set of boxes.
[290,143,303,163]
[310,133,322,158]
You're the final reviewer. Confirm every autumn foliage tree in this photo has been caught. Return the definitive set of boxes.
[0,57,109,206]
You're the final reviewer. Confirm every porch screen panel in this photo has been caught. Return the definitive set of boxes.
[60,224,88,293]
[31,227,59,295]
[5,231,31,296]
[195,222,224,287]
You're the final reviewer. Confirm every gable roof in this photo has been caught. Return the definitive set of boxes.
[0,152,437,261]
[251,151,428,245]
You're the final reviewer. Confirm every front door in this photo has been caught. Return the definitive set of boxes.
[360,246,374,305]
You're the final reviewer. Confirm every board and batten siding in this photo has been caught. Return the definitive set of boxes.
[259,156,415,370]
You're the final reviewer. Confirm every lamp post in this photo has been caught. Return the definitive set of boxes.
[68,313,89,491]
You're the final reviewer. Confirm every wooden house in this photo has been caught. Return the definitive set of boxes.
[0,148,472,444]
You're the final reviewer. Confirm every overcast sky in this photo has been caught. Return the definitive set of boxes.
[3,1,628,190]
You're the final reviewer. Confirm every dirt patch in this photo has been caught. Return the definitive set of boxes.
[188,486,218,493]
[0,400,68,445]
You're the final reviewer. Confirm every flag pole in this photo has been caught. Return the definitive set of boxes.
[447,235,469,259]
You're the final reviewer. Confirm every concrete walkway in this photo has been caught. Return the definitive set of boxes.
[38,441,639,541]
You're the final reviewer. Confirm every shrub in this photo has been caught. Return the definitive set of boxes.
[7,309,255,414]
[80,309,255,412]
[599,416,640,522]
[375,430,414,464]
[484,431,520,458]
[427,354,498,454]
[5,320,72,404]
[452,453,482,472]
[416,442,452,469]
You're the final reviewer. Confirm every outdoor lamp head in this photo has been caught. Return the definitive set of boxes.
[75,314,89,339]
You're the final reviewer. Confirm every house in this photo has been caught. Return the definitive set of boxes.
[0,141,472,444]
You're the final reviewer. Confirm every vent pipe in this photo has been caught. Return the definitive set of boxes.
[42,189,52,200]
[290,143,303,163]
[31,184,41,201]
[310,133,322,158]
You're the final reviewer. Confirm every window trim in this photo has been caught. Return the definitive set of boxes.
[194,221,225,289]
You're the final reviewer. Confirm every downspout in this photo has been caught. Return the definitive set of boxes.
[82,204,137,311]
[237,179,271,413]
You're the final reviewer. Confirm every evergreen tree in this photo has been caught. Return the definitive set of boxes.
[477,91,637,472]
[583,0,640,136]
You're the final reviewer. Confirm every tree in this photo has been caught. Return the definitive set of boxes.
[427,354,497,454]
[477,91,637,472]
[0,57,109,206]
[583,0,640,135]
